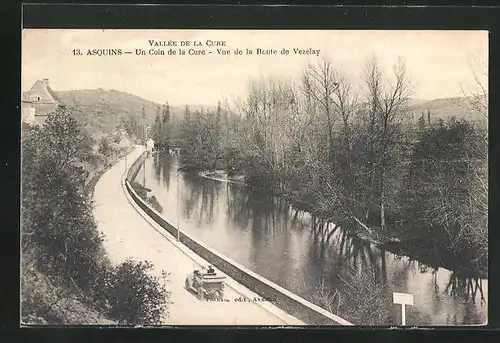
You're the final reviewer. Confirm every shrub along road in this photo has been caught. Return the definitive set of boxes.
[93,146,304,325]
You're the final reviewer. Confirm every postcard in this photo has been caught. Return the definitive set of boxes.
[21,29,488,326]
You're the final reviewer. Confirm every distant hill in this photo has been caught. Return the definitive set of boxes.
[185,104,218,113]
[55,89,221,138]
[408,98,431,107]
[408,96,487,124]
[54,89,486,139]
[54,89,185,137]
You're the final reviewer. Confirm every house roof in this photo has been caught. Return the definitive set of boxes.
[26,79,59,103]
[46,85,59,101]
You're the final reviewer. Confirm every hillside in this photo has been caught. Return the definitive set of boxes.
[55,89,185,136]
[54,89,486,138]
[409,96,487,124]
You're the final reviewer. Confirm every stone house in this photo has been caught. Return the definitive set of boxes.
[21,78,60,126]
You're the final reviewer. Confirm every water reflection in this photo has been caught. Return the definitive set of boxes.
[445,272,486,304]
[153,152,173,189]
[429,269,443,316]
[139,153,487,325]
[153,152,162,184]
[179,172,223,225]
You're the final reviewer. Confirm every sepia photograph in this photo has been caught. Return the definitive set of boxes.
[20,29,488,326]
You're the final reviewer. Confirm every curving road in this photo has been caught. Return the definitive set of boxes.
[93,146,304,325]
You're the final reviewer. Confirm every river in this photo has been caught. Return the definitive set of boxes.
[134,152,487,325]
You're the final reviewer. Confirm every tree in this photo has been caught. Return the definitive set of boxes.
[313,265,392,325]
[329,70,359,194]
[98,136,113,157]
[459,53,488,269]
[362,56,413,231]
[106,260,169,325]
[21,107,106,293]
[162,102,171,124]
[418,113,426,130]
[461,53,487,119]
[122,114,142,143]
[160,102,172,147]
[179,109,206,168]
[302,58,340,159]
[402,118,487,270]
[153,105,162,143]
[141,105,146,144]
[21,106,171,324]
[233,76,303,191]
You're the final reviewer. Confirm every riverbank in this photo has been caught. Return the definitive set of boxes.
[95,147,306,325]
[195,164,487,280]
[142,153,488,325]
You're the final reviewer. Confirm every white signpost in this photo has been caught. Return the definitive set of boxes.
[393,292,414,326]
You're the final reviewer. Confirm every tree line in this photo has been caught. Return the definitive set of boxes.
[21,106,170,324]
[168,55,487,273]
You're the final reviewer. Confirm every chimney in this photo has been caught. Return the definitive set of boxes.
[42,78,49,87]
[427,110,431,125]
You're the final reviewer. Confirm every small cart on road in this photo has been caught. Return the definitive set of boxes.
[185,266,226,301]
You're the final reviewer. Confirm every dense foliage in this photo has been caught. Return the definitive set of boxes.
[151,103,174,150]
[55,89,167,137]
[313,264,432,325]
[174,56,488,273]
[21,107,170,325]
[400,118,487,267]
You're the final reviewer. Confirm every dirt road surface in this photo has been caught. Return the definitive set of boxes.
[93,147,305,325]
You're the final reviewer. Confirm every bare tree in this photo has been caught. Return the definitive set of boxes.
[461,53,488,119]
[312,278,341,314]
[331,71,360,188]
[302,58,340,157]
[459,52,488,265]
[232,76,305,192]
[312,265,392,325]
[363,55,413,231]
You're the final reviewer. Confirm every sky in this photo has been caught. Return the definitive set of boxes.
[22,29,488,107]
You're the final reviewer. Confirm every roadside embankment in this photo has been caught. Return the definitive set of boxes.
[124,148,353,326]
[94,146,303,325]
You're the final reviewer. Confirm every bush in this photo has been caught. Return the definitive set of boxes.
[21,252,116,325]
[21,107,170,325]
[98,136,113,156]
[105,260,170,325]
[313,265,393,325]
